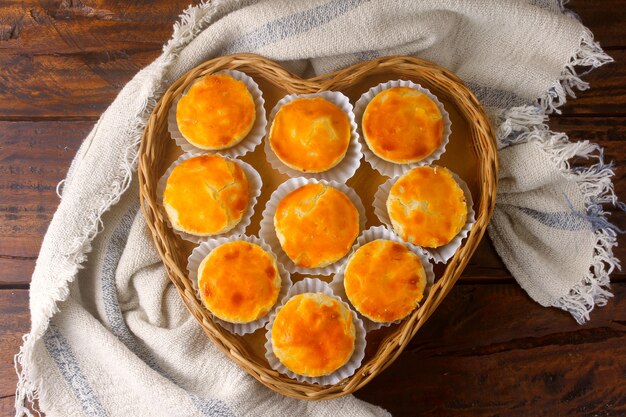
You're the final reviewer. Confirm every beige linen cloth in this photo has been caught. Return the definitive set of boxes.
[15,1,620,416]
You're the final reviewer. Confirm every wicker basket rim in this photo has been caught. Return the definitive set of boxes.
[137,53,498,400]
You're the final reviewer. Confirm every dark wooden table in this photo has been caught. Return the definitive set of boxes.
[1,1,625,416]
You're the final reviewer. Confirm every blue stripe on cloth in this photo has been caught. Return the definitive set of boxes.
[516,206,591,231]
[465,81,530,110]
[100,202,165,371]
[191,396,239,417]
[224,0,527,110]
[43,323,109,417]
[100,203,145,353]
[563,192,626,234]
[100,204,235,417]
[223,0,372,54]
[354,50,380,61]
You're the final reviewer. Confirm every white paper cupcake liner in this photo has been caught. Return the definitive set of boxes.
[157,152,262,243]
[373,167,476,264]
[264,91,362,183]
[330,226,435,331]
[264,278,366,386]
[259,177,367,275]
[168,69,267,158]
[187,235,292,336]
[353,79,451,178]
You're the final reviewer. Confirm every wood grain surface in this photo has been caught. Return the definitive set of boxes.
[0,0,625,415]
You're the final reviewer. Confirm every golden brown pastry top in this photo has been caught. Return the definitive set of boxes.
[163,154,249,236]
[274,183,359,268]
[362,86,443,163]
[198,241,281,323]
[176,73,256,150]
[386,166,467,248]
[344,239,427,322]
[269,97,351,173]
[271,293,355,377]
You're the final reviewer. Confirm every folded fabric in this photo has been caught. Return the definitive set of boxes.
[15,1,619,416]
[490,107,621,323]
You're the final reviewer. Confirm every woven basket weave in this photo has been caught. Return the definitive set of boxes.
[138,53,498,400]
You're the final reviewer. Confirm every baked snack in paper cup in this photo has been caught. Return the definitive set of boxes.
[168,70,266,158]
[187,235,291,335]
[157,152,262,243]
[259,177,367,275]
[264,278,366,385]
[264,91,362,183]
[330,226,435,331]
[353,79,451,178]
[374,166,475,263]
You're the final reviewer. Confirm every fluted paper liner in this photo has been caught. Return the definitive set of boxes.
[330,226,435,331]
[264,278,366,386]
[353,79,451,178]
[264,91,362,183]
[187,235,292,335]
[259,177,367,275]
[373,167,475,263]
[157,152,262,243]
[168,69,267,158]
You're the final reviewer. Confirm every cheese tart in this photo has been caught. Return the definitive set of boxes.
[344,239,427,322]
[386,166,467,248]
[176,73,256,150]
[271,293,355,377]
[198,241,281,323]
[163,154,249,236]
[274,183,359,268]
[269,97,351,173]
[362,86,443,164]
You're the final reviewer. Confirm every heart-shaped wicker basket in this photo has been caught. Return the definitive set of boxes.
[138,53,498,400]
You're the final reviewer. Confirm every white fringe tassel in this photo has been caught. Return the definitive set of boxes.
[538,28,613,114]
[13,2,223,416]
[494,24,619,324]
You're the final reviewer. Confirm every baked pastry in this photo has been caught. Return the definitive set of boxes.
[362,86,444,163]
[269,97,351,173]
[198,241,281,323]
[344,239,427,322]
[163,154,249,236]
[271,293,355,377]
[176,73,256,150]
[386,166,467,248]
[274,183,359,268]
